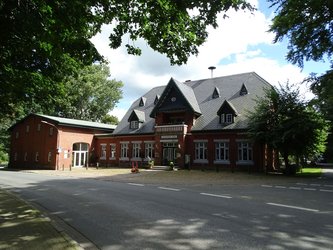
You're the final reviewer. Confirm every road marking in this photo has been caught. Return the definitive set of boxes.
[324,184,333,188]
[320,189,333,193]
[127,183,144,187]
[304,188,316,191]
[289,187,301,190]
[267,202,319,212]
[261,185,272,188]
[296,183,307,186]
[275,185,286,189]
[158,187,180,192]
[200,192,232,199]
[310,184,320,186]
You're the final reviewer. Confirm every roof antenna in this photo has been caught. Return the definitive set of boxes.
[208,66,216,78]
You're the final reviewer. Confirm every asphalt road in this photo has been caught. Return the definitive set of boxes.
[0,171,332,250]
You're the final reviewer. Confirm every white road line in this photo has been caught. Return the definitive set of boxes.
[296,183,307,186]
[304,188,316,191]
[158,187,180,192]
[324,184,333,188]
[275,186,287,189]
[200,192,232,199]
[267,202,319,212]
[127,183,145,187]
[261,185,272,188]
[289,187,301,190]
[320,189,333,193]
[310,184,321,186]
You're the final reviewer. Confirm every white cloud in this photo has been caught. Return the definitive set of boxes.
[90,2,314,120]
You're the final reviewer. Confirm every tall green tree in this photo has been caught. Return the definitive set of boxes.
[1,0,253,121]
[269,0,333,162]
[248,84,329,174]
[55,64,123,122]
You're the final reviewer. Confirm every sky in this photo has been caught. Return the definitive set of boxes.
[90,0,329,121]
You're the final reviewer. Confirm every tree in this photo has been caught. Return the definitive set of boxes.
[101,114,119,125]
[55,64,123,122]
[1,0,253,122]
[269,0,333,67]
[248,84,329,174]
[269,0,333,163]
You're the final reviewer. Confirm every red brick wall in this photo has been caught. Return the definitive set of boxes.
[9,115,112,170]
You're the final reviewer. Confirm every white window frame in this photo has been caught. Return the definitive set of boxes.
[120,142,129,160]
[132,143,141,159]
[100,144,107,160]
[35,152,39,162]
[194,140,208,163]
[226,114,233,123]
[237,141,253,165]
[220,114,225,123]
[130,120,139,129]
[109,144,116,159]
[145,142,154,159]
[214,140,230,164]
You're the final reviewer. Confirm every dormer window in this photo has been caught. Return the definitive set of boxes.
[154,95,160,105]
[240,83,248,96]
[217,100,238,125]
[212,87,220,99]
[139,97,146,107]
[130,120,139,129]
[220,114,233,124]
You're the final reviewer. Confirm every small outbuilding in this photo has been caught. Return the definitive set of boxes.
[8,114,115,170]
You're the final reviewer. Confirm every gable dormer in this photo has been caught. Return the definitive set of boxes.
[128,109,145,129]
[212,87,220,99]
[150,78,201,118]
[217,100,238,125]
[240,83,248,96]
[154,95,160,105]
[139,97,146,107]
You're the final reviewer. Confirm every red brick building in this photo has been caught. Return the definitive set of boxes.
[8,72,277,171]
[8,114,115,170]
[94,72,277,171]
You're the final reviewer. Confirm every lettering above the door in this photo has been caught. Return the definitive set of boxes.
[161,135,177,139]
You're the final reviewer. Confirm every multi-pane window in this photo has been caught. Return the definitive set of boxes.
[215,141,229,161]
[100,144,107,159]
[132,143,141,158]
[145,143,154,159]
[220,114,233,124]
[195,141,207,160]
[35,152,39,162]
[120,143,129,158]
[238,142,253,161]
[226,114,233,123]
[110,144,116,159]
[130,120,139,129]
[48,152,52,162]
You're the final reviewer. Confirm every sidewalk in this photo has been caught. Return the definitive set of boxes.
[0,188,79,250]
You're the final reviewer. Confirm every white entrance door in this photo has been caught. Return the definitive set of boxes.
[72,143,89,167]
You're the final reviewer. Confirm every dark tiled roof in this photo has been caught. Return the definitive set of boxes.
[113,72,272,135]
